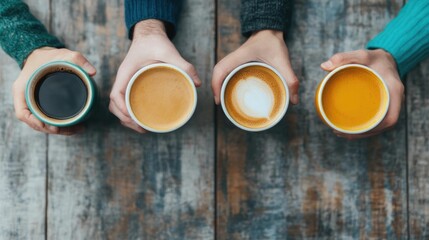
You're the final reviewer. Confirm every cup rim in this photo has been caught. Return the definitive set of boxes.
[125,63,198,133]
[25,61,95,127]
[316,64,390,134]
[220,62,290,132]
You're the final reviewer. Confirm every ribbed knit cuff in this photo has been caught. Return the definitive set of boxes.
[240,0,291,37]
[0,0,65,68]
[367,0,429,78]
[125,0,181,40]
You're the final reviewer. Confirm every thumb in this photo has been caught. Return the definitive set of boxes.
[67,51,97,76]
[211,51,253,105]
[321,50,370,71]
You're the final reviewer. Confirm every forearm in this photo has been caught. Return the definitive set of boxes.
[367,0,429,77]
[125,0,183,40]
[240,0,291,37]
[0,0,64,68]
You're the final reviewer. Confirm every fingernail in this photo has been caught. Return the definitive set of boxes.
[83,62,96,74]
[214,96,219,104]
[321,61,333,69]
[292,94,299,104]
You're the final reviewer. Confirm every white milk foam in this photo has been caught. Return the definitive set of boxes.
[233,77,274,119]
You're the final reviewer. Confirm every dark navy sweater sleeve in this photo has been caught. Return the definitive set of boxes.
[241,0,291,37]
[125,0,183,39]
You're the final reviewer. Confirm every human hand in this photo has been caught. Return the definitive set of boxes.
[13,47,96,135]
[321,49,404,140]
[109,19,201,133]
[211,30,299,105]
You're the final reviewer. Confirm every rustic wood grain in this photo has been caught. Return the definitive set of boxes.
[407,58,429,239]
[216,0,407,239]
[47,0,215,239]
[0,1,49,239]
[2,0,424,239]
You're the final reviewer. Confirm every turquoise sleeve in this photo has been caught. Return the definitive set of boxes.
[367,0,429,78]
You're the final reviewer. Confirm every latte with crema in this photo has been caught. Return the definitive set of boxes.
[127,64,197,133]
[223,65,288,130]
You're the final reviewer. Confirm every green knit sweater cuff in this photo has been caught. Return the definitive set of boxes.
[240,0,291,37]
[367,0,429,78]
[0,0,65,68]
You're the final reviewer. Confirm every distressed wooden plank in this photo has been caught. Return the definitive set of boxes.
[216,0,407,239]
[407,59,429,239]
[0,1,50,239]
[47,0,215,239]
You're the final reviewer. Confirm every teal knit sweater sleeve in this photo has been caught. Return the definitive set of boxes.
[0,0,64,68]
[125,0,183,39]
[367,0,429,78]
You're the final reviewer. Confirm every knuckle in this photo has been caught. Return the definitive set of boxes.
[357,49,368,56]
[120,121,129,127]
[50,127,60,134]
[125,119,135,125]
[331,54,344,63]
[184,63,195,74]
[357,50,370,62]
[289,76,300,88]
[385,115,399,127]
[121,119,133,125]
[31,124,40,131]
[15,111,24,121]
[109,93,116,101]
[108,102,114,112]
[395,83,405,94]
[69,51,82,61]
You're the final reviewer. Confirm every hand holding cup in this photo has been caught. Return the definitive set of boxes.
[13,47,96,135]
[211,30,299,105]
[109,19,202,133]
[320,49,404,140]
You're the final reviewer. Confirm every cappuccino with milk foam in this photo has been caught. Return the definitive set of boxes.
[221,63,289,131]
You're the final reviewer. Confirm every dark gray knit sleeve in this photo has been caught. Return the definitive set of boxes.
[240,0,291,37]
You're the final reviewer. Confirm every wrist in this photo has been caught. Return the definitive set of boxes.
[250,30,284,40]
[372,48,398,70]
[32,46,57,54]
[24,47,58,67]
[133,19,167,40]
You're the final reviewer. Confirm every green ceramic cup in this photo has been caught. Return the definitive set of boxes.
[25,61,97,127]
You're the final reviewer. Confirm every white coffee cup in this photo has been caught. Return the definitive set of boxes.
[125,63,197,133]
[220,62,289,132]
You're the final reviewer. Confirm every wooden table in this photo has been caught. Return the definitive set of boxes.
[1,0,428,239]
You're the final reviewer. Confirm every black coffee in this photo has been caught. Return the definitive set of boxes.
[35,71,87,119]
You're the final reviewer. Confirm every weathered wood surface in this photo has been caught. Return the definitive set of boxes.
[2,0,429,239]
[216,0,407,239]
[407,59,429,239]
[45,0,215,239]
[0,1,48,239]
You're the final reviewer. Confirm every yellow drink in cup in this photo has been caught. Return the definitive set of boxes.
[315,64,390,134]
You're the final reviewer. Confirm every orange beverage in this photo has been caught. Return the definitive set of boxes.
[315,64,389,134]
